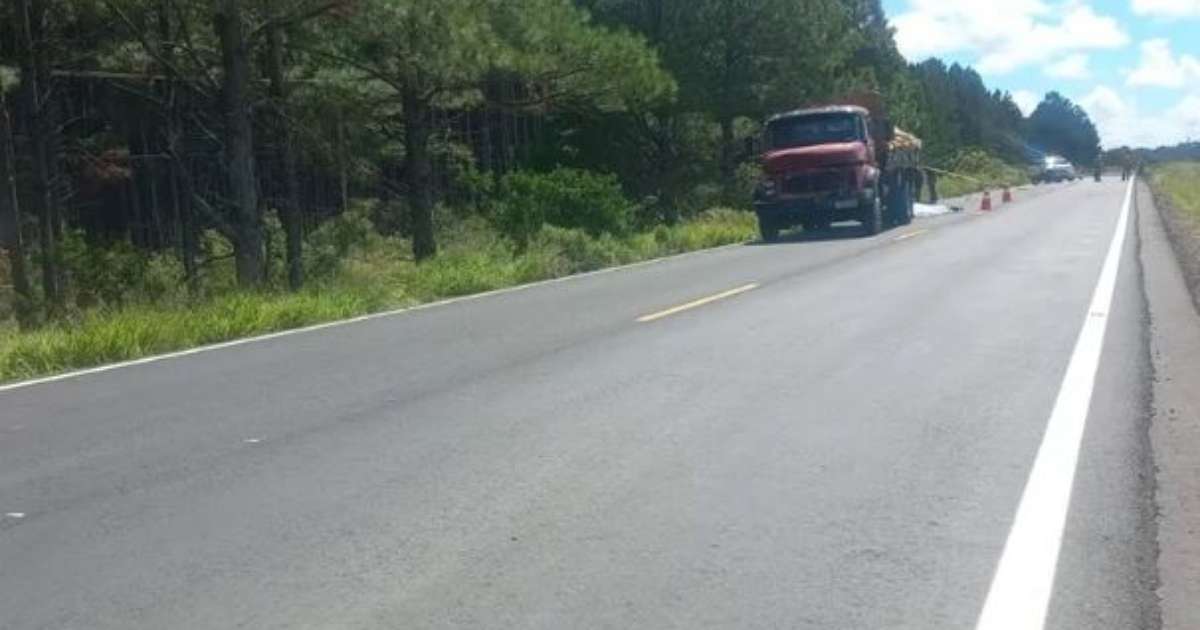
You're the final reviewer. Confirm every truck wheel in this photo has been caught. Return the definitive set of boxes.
[861,188,883,236]
[759,216,780,243]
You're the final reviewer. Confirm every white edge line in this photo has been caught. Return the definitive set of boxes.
[0,242,749,394]
[973,177,1134,630]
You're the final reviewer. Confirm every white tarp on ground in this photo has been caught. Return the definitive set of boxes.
[914,203,953,217]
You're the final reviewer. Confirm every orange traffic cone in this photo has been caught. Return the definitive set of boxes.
[980,191,993,211]
[1002,187,1013,203]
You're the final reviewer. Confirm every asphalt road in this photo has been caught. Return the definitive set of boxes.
[0,178,1166,629]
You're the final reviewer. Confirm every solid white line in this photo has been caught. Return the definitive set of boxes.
[0,242,748,394]
[974,178,1134,630]
[636,283,759,323]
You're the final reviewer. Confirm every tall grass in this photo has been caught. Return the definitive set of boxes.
[1150,162,1200,226]
[0,208,756,383]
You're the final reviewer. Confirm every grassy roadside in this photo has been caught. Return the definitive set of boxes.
[0,209,757,384]
[1146,162,1200,314]
[1149,163,1200,225]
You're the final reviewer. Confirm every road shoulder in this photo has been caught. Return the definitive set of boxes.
[1139,180,1200,630]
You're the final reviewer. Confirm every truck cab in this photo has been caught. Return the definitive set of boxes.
[752,105,917,241]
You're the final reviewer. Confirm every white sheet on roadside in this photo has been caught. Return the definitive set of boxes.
[914,203,953,217]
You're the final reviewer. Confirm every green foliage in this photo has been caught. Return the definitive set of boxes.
[58,231,183,310]
[327,0,674,112]
[492,168,636,245]
[933,148,1031,200]
[304,203,376,278]
[1028,92,1102,167]
[910,60,1027,165]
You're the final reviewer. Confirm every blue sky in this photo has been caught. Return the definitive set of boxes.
[881,0,1200,148]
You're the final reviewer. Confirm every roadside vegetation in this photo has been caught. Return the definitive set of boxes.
[1149,163,1200,226]
[923,149,1033,202]
[0,206,754,382]
[0,0,1103,382]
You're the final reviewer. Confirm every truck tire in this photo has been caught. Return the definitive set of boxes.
[758,216,780,243]
[889,181,913,226]
[861,186,883,236]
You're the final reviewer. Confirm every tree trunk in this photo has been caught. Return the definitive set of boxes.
[17,0,63,315]
[403,84,436,261]
[719,114,735,184]
[1,90,35,329]
[265,22,303,290]
[169,146,201,295]
[337,118,349,211]
[157,0,198,295]
[214,0,263,287]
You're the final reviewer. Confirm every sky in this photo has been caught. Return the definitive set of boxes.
[881,0,1200,148]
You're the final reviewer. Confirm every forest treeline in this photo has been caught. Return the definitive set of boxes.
[1,0,1102,331]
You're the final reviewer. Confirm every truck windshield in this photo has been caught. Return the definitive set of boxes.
[766,113,863,150]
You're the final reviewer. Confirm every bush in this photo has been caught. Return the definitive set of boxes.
[934,148,1030,200]
[305,204,375,279]
[532,225,637,273]
[493,168,635,246]
[59,230,183,309]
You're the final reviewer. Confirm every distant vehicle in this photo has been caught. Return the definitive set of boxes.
[1031,155,1078,184]
[752,96,922,242]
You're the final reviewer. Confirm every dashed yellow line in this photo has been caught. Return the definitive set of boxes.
[893,229,929,241]
[637,283,759,323]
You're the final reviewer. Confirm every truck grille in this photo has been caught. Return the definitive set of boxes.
[782,170,847,195]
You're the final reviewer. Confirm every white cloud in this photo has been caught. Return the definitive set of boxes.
[1126,39,1200,88]
[1079,86,1200,147]
[1131,0,1200,18]
[893,0,1129,74]
[1012,90,1041,115]
[1045,54,1091,79]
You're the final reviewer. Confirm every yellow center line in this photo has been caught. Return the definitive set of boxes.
[637,283,760,323]
[893,229,929,241]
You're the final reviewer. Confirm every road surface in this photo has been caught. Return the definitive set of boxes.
[0,179,1177,629]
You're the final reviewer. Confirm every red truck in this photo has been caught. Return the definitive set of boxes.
[752,102,922,241]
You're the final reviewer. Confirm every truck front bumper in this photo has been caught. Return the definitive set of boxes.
[753,189,873,225]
